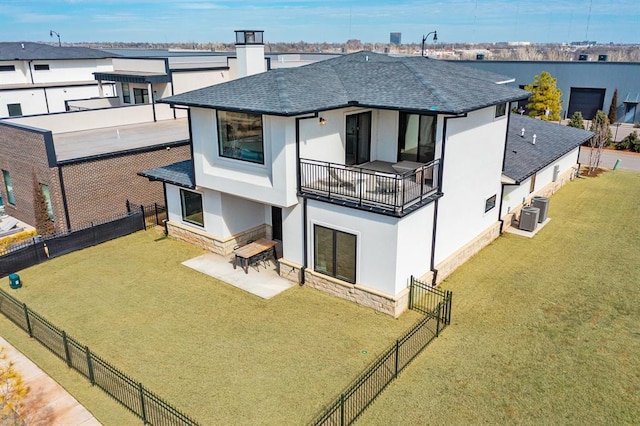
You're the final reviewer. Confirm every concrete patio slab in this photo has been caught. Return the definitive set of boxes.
[182,253,296,299]
[505,217,551,238]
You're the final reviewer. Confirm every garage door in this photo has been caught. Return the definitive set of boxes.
[567,88,605,120]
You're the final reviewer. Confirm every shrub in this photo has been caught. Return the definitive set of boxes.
[0,229,37,255]
[634,122,640,128]
[618,131,640,152]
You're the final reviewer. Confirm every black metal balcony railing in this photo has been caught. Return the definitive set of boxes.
[299,159,440,216]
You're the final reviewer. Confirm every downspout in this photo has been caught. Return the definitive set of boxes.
[150,83,156,122]
[576,144,582,177]
[430,113,466,286]
[28,61,34,84]
[498,108,514,233]
[57,166,72,231]
[161,182,169,235]
[295,112,319,285]
[43,88,50,113]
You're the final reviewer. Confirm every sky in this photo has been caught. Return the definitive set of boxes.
[0,0,638,45]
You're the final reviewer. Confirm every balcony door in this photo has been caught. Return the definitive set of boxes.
[398,113,436,163]
[345,112,371,166]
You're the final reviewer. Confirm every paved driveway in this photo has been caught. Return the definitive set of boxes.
[579,147,640,172]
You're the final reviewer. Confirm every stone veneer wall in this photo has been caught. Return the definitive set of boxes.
[167,221,270,257]
[501,165,577,230]
[434,221,501,284]
[278,258,409,318]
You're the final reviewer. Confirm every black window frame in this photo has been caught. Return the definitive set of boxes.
[122,83,131,104]
[180,189,204,227]
[313,224,357,284]
[397,112,437,163]
[33,64,50,71]
[217,110,265,164]
[7,103,22,117]
[0,65,16,72]
[133,87,149,104]
[485,194,497,213]
[495,103,507,117]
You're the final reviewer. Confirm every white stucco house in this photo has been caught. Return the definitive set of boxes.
[139,42,546,316]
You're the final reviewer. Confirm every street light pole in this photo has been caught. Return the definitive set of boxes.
[421,31,437,57]
[50,30,61,47]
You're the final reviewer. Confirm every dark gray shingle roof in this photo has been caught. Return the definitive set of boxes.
[161,51,529,115]
[0,42,116,60]
[504,115,594,183]
[138,160,195,189]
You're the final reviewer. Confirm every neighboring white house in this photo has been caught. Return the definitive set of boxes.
[500,114,593,226]
[140,45,535,317]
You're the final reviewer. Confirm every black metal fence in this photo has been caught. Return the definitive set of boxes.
[0,211,145,278]
[126,201,167,229]
[0,287,198,425]
[311,276,452,425]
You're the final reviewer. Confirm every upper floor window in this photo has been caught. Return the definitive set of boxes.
[485,194,497,213]
[495,103,507,117]
[122,83,131,104]
[398,112,436,163]
[0,65,15,72]
[2,170,15,205]
[217,110,264,164]
[33,64,50,71]
[7,103,22,117]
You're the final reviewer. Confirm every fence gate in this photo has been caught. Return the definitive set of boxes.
[408,276,452,324]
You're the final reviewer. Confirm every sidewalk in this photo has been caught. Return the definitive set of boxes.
[0,336,101,425]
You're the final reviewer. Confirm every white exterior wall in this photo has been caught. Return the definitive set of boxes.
[29,59,113,84]
[171,70,229,94]
[236,45,266,77]
[112,58,166,74]
[434,107,507,264]
[501,147,579,217]
[306,200,434,297]
[191,108,298,208]
[166,184,266,239]
[0,61,27,84]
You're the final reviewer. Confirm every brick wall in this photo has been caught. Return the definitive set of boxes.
[61,143,191,229]
[0,124,66,232]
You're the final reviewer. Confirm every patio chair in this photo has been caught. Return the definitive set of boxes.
[0,218,18,233]
[328,168,355,189]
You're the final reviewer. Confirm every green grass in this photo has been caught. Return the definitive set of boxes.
[358,170,640,424]
[0,230,420,424]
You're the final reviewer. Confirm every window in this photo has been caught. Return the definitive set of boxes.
[133,88,149,104]
[33,64,50,71]
[122,83,131,104]
[485,194,497,213]
[495,103,507,117]
[217,110,264,164]
[529,173,537,193]
[314,225,356,284]
[398,112,436,163]
[7,103,22,117]
[40,184,54,221]
[180,189,203,226]
[2,170,15,205]
[0,65,16,72]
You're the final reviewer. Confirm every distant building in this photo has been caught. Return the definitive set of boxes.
[390,33,402,45]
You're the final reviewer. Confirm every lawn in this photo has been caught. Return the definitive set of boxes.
[358,169,640,424]
[0,228,420,424]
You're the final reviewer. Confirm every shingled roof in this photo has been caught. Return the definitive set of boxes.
[138,160,195,189]
[504,115,594,183]
[0,42,116,60]
[160,51,530,116]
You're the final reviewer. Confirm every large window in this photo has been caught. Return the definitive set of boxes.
[180,189,204,226]
[217,110,264,164]
[40,184,54,221]
[122,83,131,103]
[314,225,356,284]
[133,88,149,104]
[398,112,436,163]
[2,170,15,205]
[7,103,22,117]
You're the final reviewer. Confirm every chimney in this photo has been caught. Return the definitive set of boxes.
[235,30,265,78]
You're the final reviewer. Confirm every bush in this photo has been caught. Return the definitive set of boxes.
[0,229,37,255]
[634,122,640,128]
[618,131,640,152]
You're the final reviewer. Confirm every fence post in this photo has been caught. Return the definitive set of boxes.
[340,393,345,426]
[85,346,95,385]
[394,340,400,377]
[446,291,453,326]
[154,203,159,226]
[23,304,32,337]
[91,222,96,245]
[139,382,148,424]
[62,331,72,367]
[408,276,414,310]
[140,205,146,230]
[435,303,441,337]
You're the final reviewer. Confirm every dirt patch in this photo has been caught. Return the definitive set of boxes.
[580,166,608,178]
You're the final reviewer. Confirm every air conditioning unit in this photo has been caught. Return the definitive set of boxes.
[531,196,550,222]
[519,206,540,232]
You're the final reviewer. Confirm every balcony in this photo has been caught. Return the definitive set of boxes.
[299,159,441,216]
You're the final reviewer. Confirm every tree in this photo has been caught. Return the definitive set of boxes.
[32,174,55,236]
[567,111,585,129]
[587,110,610,175]
[0,347,30,423]
[608,88,618,124]
[524,71,563,121]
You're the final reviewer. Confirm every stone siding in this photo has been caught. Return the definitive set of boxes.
[167,221,269,257]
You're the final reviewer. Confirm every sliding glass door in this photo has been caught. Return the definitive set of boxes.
[398,112,436,163]
[345,112,371,166]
